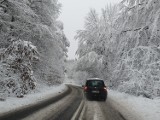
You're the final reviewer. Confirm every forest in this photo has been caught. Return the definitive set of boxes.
[0,0,69,98]
[0,0,160,99]
[75,0,160,98]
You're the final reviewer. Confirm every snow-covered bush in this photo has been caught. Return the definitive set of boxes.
[0,39,38,98]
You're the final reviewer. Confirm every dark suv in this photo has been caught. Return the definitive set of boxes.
[83,78,107,101]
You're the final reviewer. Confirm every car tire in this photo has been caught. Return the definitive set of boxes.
[102,96,107,101]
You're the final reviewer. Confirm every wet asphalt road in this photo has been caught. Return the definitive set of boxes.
[83,100,125,120]
[0,85,126,120]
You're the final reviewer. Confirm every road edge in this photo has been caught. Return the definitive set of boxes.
[0,85,71,120]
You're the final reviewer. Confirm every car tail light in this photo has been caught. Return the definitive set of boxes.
[84,86,88,91]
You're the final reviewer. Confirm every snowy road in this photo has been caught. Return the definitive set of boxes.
[0,85,82,120]
[83,100,125,120]
[21,85,83,120]
[0,85,127,120]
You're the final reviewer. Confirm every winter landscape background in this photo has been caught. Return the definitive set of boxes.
[0,0,69,99]
[0,0,160,100]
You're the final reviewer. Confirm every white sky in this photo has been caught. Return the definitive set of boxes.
[59,0,122,59]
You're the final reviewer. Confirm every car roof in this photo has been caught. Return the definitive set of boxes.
[86,78,103,81]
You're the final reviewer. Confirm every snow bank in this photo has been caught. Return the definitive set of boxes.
[108,90,160,120]
[0,84,66,115]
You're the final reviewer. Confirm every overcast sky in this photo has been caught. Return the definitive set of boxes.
[59,0,122,59]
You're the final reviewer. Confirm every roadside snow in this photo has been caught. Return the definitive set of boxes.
[108,90,160,120]
[0,84,67,115]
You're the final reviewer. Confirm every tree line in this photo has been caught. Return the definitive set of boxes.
[0,0,69,98]
[75,0,160,98]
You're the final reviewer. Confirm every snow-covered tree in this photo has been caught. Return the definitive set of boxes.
[0,39,38,97]
[110,0,160,98]
[75,6,119,80]
[29,0,69,84]
[76,0,160,98]
[0,0,40,99]
[0,0,69,99]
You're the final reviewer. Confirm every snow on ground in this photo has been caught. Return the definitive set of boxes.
[0,84,67,115]
[108,90,160,120]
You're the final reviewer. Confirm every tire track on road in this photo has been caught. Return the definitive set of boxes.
[84,100,126,120]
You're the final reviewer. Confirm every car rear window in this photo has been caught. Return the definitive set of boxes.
[86,80,104,87]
